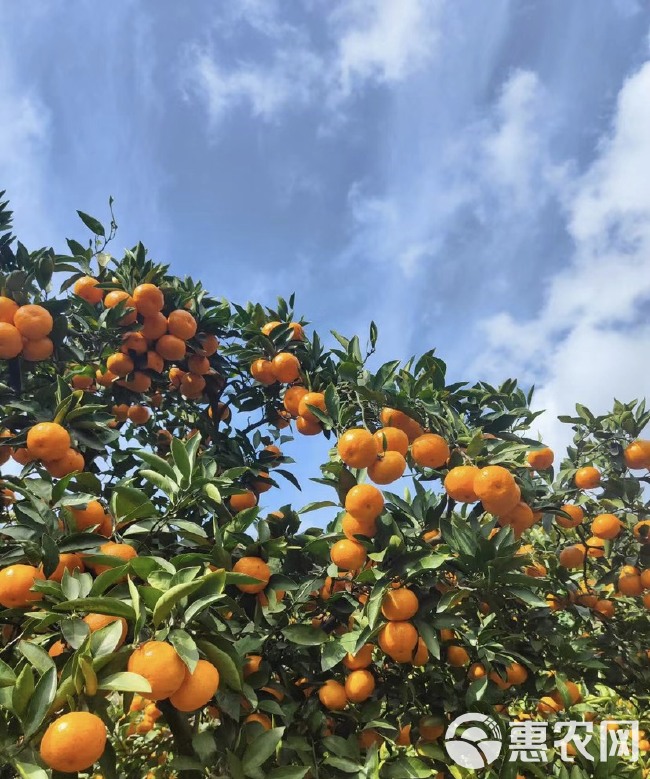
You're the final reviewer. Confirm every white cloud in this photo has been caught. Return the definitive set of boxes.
[474,60,650,451]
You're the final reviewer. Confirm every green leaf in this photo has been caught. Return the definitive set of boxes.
[268,769,310,779]
[171,437,192,481]
[169,629,199,673]
[153,575,211,627]
[13,665,34,716]
[98,672,152,693]
[140,469,178,495]
[13,760,49,779]
[110,486,156,522]
[77,210,105,236]
[0,657,16,688]
[23,667,57,739]
[135,449,178,481]
[242,727,285,772]
[18,641,55,675]
[509,587,548,608]
[282,625,328,646]
[321,639,348,671]
[53,597,135,620]
[197,640,242,692]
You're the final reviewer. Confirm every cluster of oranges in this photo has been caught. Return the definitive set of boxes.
[126,694,164,736]
[5,421,85,479]
[0,297,55,361]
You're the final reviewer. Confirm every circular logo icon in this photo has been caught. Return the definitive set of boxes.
[445,713,503,769]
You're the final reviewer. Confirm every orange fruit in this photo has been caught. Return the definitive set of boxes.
[595,599,615,618]
[40,711,106,773]
[381,588,419,621]
[272,352,301,383]
[283,385,308,416]
[586,536,605,557]
[83,613,128,647]
[318,680,347,710]
[498,501,535,537]
[71,500,107,532]
[243,655,263,678]
[12,447,35,466]
[444,465,480,502]
[297,391,326,424]
[106,352,134,377]
[473,466,520,514]
[0,322,23,358]
[468,662,486,681]
[26,422,70,461]
[419,715,445,742]
[556,504,584,529]
[121,331,148,355]
[338,429,377,469]
[44,448,85,478]
[0,296,19,323]
[331,539,367,570]
[575,466,600,489]
[261,321,281,336]
[133,283,164,316]
[156,334,186,361]
[14,304,53,339]
[187,354,210,375]
[345,483,384,521]
[251,358,276,385]
[411,434,450,469]
[91,542,138,575]
[378,621,419,663]
[197,333,219,356]
[537,696,562,716]
[95,368,116,387]
[396,724,412,746]
[22,337,54,361]
[558,544,586,569]
[296,415,322,435]
[127,641,186,700]
[447,646,470,667]
[71,374,94,390]
[288,322,304,340]
[245,712,272,730]
[373,426,409,456]
[0,564,45,607]
[104,290,137,324]
[169,659,220,712]
[618,572,642,596]
[527,447,554,470]
[345,669,375,703]
[141,312,168,340]
[379,408,423,441]
[341,512,377,540]
[167,310,197,340]
[359,729,383,749]
[368,451,406,484]
[343,644,374,671]
[624,440,650,470]
[145,351,164,373]
[634,520,650,543]
[233,557,271,594]
[230,490,257,512]
[180,373,206,398]
[73,276,104,304]
[640,570,650,589]
[411,636,429,666]
[591,513,622,539]
[127,405,150,425]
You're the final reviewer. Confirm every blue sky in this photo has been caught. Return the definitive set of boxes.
[2,0,650,515]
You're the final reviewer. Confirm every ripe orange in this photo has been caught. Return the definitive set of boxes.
[318,680,347,710]
[338,429,377,469]
[594,599,615,618]
[447,646,470,667]
[331,539,367,570]
[251,358,276,385]
[585,536,605,558]
[343,643,374,670]
[0,322,23,358]
[144,351,163,373]
[197,333,219,356]
[95,368,116,387]
[341,512,377,540]
[411,636,429,666]
[624,440,650,470]
[141,312,168,340]
[345,483,384,522]
[527,447,554,470]
[296,415,322,435]
[419,715,445,742]
[411,434,450,469]
[634,520,650,543]
[0,564,45,607]
[40,712,106,772]
[106,352,134,377]
[73,276,104,304]
[443,465,480,502]
[71,374,94,390]
[180,373,206,399]
[618,571,643,596]
[44,448,85,478]
[373,426,409,456]
[396,724,412,746]
[0,295,19,323]
[104,290,137,324]
[379,408,423,441]
[230,490,257,512]
[537,696,562,716]
[297,391,326,424]
[369,451,407,484]
[92,542,138,575]
[169,659,220,712]
[121,331,148,355]
[14,304,53,339]
[245,712,272,730]
[127,641,186,700]
[243,655,263,678]
[381,588,419,621]
[468,662,486,681]
[272,352,301,383]
[473,466,520,514]
[83,613,128,648]
[133,283,164,316]
[345,669,375,703]
[156,334,186,361]
[556,504,584,529]
[288,321,304,340]
[187,354,210,375]
[378,621,419,663]
[26,422,71,461]
[71,500,107,532]
[558,544,586,569]
[359,729,383,749]
[233,557,271,594]
[498,501,535,537]
[261,320,281,336]
[283,385,308,416]
[167,309,197,340]
[575,466,600,489]
[591,513,622,539]
[22,337,54,361]
[640,569,650,589]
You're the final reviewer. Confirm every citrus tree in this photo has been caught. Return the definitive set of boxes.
[0,192,649,779]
